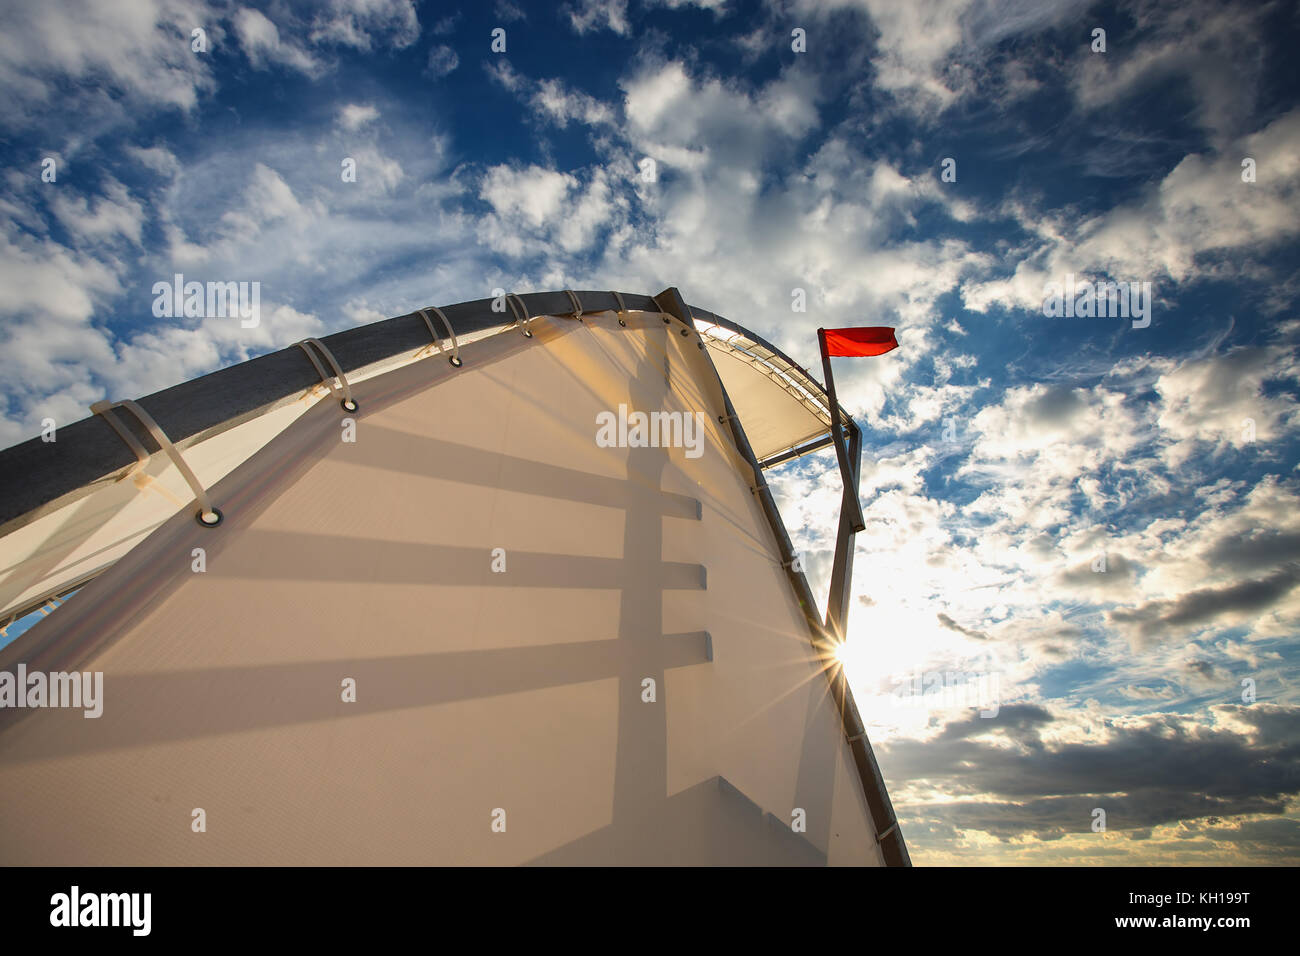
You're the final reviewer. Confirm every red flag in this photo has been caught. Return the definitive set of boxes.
[821,326,898,357]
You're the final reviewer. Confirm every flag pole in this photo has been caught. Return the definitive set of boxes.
[818,328,866,534]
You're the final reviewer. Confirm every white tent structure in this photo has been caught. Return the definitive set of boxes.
[0,288,908,866]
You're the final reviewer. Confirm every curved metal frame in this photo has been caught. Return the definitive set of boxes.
[0,291,845,535]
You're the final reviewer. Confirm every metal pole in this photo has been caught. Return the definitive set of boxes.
[824,420,861,640]
[817,329,865,534]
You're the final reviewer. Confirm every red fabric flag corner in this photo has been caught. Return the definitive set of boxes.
[820,326,898,357]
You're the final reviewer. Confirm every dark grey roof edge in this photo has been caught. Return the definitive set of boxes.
[3,290,769,535]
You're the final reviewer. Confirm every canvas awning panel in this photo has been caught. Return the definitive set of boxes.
[0,309,880,865]
[698,322,832,462]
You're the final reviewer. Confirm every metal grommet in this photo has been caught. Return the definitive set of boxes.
[663,317,670,323]
[619,319,627,327]
[450,356,463,367]
[341,398,358,413]
[197,508,224,528]
[680,328,689,336]
[523,329,534,338]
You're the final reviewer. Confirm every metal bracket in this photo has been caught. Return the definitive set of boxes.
[297,338,357,412]
[417,306,462,367]
[563,289,584,320]
[91,399,222,527]
[506,293,534,337]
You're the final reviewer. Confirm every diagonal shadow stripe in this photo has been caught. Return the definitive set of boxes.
[206,530,707,589]
[0,633,713,762]
[346,424,702,520]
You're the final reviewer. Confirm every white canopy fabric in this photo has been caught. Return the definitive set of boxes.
[0,311,832,629]
[695,318,832,462]
[0,309,880,865]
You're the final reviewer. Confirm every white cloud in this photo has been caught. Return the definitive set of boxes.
[481,166,576,229]
[532,79,615,128]
[485,59,523,93]
[306,0,420,51]
[477,165,620,257]
[0,0,218,122]
[337,103,380,131]
[124,145,181,178]
[647,0,727,10]
[968,382,1142,464]
[788,0,1076,115]
[564,0,630,35]
[963,109,1300,316]
[50,179,146,246]
[234,8,324,75]
[488,66,616,129]
[1154,333,1300,466]
[0,217,124,325]
[104,303,326,400]
[1072,0,1271,147]
[426,44,459,79]
[346,146,405,194]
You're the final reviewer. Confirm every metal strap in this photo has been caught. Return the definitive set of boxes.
[564,289,583,319]
[611,290,628,326]
[88,401,149,478]
[297,338,357,412]
[417,306,462,366]
[506,293,534,337]
[91,399,221,526]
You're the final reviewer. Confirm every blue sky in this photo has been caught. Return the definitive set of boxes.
[2,0,1299,864]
